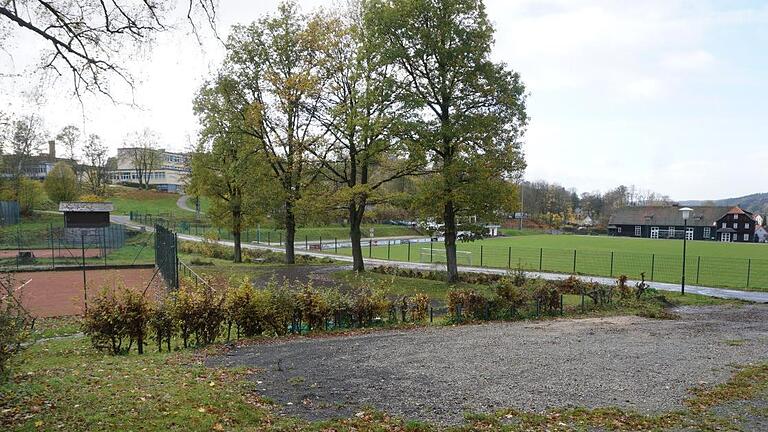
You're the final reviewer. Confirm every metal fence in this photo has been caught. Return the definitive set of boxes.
[318,239,768,291]
[0,224,139,271]
[154,224,178,290]
[0,201,20,226]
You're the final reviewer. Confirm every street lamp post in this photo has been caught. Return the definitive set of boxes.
[679,207,693,295]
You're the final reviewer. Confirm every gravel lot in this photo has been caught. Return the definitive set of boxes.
[208,305,768,425]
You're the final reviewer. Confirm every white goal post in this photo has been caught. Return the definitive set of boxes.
[419,247,473,265]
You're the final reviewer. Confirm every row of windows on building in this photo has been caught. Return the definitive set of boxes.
[164,154,187,164]
[619,225,750,242]
[112,171,167,181]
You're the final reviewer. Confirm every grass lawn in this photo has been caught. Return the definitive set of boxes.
[334,234,768,291]
[108,187,192,217]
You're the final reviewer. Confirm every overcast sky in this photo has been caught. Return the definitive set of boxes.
[2,0,767,201]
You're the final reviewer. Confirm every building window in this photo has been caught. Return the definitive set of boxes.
[744,234,750,241]
[745,223,751,229]
[686,228,694,241]
[734,214,739,221]
[651,227,659,239]
[668,227,675,238]
[617,227,622,233]
[722,222,726,229]
[634,226,641,236]
[733,222,738,229]
[704,227,711,238]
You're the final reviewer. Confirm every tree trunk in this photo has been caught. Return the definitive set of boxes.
[349,201,366,272]
[443,200,459,283]
[284,201,296,264]
[232,207,242,263]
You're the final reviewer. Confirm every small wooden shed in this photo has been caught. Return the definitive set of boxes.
[59,202,114,243]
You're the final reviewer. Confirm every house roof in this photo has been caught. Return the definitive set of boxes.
[59,202,114,213]
[608,206,734,227]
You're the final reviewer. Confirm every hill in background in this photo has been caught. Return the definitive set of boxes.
[681,193,768,215]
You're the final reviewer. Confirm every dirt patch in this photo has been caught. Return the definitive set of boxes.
[11,267,162,317]
[208,305,768,425]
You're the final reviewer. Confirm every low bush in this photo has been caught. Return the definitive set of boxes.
[410,293,430,321]
[447,288,489,321]
[172,278,226,347]
[83,284,153,355]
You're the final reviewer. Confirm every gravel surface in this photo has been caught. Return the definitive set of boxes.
[207,305,768,425]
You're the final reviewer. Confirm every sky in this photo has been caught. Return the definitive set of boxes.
[1,0,768,201]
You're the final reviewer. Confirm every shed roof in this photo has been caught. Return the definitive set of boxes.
[59,202,114,213]
[608,206,734,227]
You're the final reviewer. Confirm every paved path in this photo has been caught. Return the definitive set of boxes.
[176,194,198,213]
[112,216,768,303]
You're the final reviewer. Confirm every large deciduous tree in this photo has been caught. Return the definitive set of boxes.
[82,134,109,195]
[55,125,80,162]
[124,129,162,189]
[367,0,528,282]
[220,1,334,264]
[192,75,275,263]
[314,0,422,272]
[9,114,46,195]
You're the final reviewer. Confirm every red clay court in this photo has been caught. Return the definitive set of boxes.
[9,267,162,318]
[0,248,104,259]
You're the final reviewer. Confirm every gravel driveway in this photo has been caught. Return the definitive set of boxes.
[207,304,768,425]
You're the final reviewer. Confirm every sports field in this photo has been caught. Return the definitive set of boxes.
[335,234,768,291]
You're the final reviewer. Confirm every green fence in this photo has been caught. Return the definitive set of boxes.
[154,224,178,290]
[329,239,768,291]
[0,224,153,271]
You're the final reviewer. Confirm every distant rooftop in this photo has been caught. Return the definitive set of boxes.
[59,202,114,213]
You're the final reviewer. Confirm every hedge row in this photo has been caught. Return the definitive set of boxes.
[83,276,431,355]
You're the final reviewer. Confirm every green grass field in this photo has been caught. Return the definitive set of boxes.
[336,234,768,291]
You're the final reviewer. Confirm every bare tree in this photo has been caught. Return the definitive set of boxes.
[8,114,46,194]
[123,128,161,189]
[55,125,80,162]
[82,133,109,194]
[0,0,218,99]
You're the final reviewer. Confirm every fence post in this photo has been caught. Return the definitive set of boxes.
[319,236,323,251]
[430,241,433,262]
[650,254,655,281]
[50,223,55,269]
[387,240,391,260]
[267,232,271,245]
[480,245,484,267]
[696,256,701,284]
[507,246,511,269]
[335,238,338,254]
[81,232,88,314]
[747,258,752,288]
[610,252,614,277]
[572,250,577,273]
[560,294,564,316]
[306,235,309,250]
[407,242,411,262]
[369,239,372,258]
[539,248,543,271]
[279,232,282,246]
[103,227,108,268]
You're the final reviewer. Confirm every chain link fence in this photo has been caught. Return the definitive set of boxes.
[0,223,153,271]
